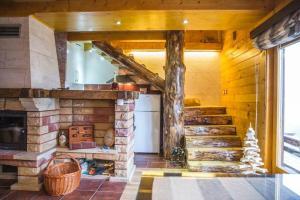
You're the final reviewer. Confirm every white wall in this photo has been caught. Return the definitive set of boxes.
[65,42,85,88]
[84,50,117,84]
[66,42,117,88]
[131,51,221,106]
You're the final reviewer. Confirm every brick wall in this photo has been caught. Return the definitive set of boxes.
[114,99,135,178]
[59,99,115,146]
[27,110,59,152]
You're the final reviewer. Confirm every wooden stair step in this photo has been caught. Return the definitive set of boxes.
[187,161,241,173]
[185,125,236,136]
[184,106,226,116]
[185,135,242,148]
[186,147,243,161]
[184,115,232,125]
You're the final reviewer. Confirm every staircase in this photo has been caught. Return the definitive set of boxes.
[184,106,243,173]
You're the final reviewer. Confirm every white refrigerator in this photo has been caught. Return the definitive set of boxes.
[134,94,161,153]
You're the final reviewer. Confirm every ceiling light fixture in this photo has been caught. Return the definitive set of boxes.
[116,21,121,25]
[183,19,189,25]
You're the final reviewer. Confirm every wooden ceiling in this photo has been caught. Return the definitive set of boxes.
[0,0,275,31]
[33,10,266,32]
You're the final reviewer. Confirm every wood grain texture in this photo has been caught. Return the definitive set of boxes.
[184,106,226,116]
[220,30,267,168]
[184,115,233,125]
[185,136,242,148]
[186,147,243,161]
[187,161,241,173]
[163,31,185,158]
[185,125,237,136]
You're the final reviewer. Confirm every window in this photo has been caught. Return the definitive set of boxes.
[278,40,300,172]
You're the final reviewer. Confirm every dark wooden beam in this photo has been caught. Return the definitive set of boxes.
[92,41,165,91]
[54,32,67,88]
[163,31,185,159]
[0,0,272,17]
[67,31,166,42]
[0,88,139,100]
[250,0,300,39]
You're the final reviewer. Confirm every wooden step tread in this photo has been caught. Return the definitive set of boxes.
[185,125,236,136]
[186,147,243,161]
[185,135,242,148]
[187,161,241,173]
[185,107,227,116]
[185,135,240,139]
[186,147,242,151]
[184,115,233,126]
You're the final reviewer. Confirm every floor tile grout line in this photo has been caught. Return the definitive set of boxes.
[88,179,106,200]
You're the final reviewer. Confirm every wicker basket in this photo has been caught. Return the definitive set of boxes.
[44,155,81,196]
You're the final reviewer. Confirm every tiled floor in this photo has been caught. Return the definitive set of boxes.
[0,179,126,200]
[134,153,170,168]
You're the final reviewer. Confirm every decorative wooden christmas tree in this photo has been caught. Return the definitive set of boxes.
[239,123,268,175]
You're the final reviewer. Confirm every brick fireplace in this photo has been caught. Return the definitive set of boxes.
[0,15,139,191]
[0,90,138,191]
[0,97,59,191]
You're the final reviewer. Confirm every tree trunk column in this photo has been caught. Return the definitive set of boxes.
[164,31,185,159]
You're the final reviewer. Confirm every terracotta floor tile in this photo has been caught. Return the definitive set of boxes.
[98,182,126,193]
[0,188,10,199]
[135,161,148,168]
[148,162,168,168]
[91,191,122,200]
[76,178,105,191]
[2,191,38,200]
[31,190,63,200]
[61,190,95,200]
[0,179,17,187]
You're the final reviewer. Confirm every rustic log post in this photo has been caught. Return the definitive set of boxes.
[164,31,185,159]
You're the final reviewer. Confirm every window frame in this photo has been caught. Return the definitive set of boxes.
[276,38,300,173]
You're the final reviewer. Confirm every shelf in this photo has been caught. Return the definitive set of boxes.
[56,146,118,161]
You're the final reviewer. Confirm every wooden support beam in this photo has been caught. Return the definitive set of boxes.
[163,31,185,158]
[67,31,166,42]
[111,42,222,51]
[0,0,272,16]
[92,41,165,91]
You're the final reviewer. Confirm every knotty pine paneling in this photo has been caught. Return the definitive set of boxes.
[220,30,268,165]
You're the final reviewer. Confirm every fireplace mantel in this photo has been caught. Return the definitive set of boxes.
[0,89,139,100]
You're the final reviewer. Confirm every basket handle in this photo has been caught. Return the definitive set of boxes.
[45,154,81,171]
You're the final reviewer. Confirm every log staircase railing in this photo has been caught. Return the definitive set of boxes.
[92,41,165,91]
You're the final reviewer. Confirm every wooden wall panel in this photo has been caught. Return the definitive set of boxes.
[220,30,269,169]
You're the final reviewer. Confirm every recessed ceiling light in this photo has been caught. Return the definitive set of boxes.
[116,21,121,25]
[183,19,189,25]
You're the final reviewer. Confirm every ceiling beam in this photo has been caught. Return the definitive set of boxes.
[68,31,166,42]
[111,41,222,51]
[0,0,273,17]
[67,30,222,42]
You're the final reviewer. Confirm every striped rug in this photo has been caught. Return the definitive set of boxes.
[152,176,300,200]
